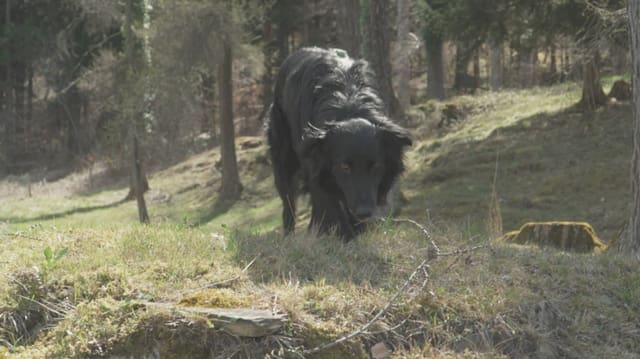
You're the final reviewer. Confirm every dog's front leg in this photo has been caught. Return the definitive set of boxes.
[308,186,355,239]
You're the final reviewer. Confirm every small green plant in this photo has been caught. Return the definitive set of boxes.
[221,223,239,253]
[42,246,69,275]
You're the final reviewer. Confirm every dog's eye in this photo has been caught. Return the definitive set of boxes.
[338,162,351,173]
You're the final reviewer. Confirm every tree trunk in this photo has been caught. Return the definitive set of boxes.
[123,0,150,215]
[26,64,32,134]
[549,45,557,75]
[274,2,291,67]
[260,16,275,126]
[3,0,10,110]
[473,49,480,87]
[611,43,628,75]
[301,0,310,45]
[394,0,411,111]
[624,0,640,257]
[13,61,25,128]
[364,0,402,121]
[337,0,361,58]
[133,135,149,223]
[488,36,503,91]
[578,52,607,111]
[453,42,477,92]
[518,47,536,88]
[425,33,446,100]
[218,37,242,201]
[3,0,13,157]
[199,72,216,143]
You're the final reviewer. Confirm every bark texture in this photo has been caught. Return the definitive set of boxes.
[394,0,411,111]
[578,53,607,110]
[365,0,402,120]
[489,36,503,91]
[425,34,446,100]
[626,0,640,257]
[218,38,242,201]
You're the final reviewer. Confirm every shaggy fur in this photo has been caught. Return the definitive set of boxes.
[267,47,412,239]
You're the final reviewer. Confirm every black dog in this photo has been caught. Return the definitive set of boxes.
[266,47,411,239]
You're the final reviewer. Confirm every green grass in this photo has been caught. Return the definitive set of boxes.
[1,80,639,358]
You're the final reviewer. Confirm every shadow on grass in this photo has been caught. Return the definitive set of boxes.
[0,198,127,224]
[230,228,393,287]
[408,102,632,240]
[194,195,239,225]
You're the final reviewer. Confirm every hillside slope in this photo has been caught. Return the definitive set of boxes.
[0,82,638,358]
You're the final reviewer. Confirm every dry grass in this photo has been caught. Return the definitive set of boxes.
[1,80,639,358]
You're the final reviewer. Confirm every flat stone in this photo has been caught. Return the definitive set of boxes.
[142,302,287,337]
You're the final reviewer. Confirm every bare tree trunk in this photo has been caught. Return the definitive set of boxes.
[337,0,361,57]
[473,49,480,88]
[453,42,478,92]
[133,135,149,223]
[394,0,411,111]
[199,72,216,142]
[364,0,402,121]
[489,36,503,91]
[218,37,242,201]
[3,0,13,157]
[624,0,640,257]
[611,43,628,75]
[425,34,446,100]
[578,52,607,111]
[549,44,557,75]
[4,0,10,111]
[259,17,275,127]
[301,0,309,45]
[123,0,150,220]
[27,65,32,137]
[13,61,25,128]
[560,45,565,76]
[518,47,536,88]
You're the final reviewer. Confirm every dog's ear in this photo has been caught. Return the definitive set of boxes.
[376,123,411,205]
[300,125,327,157]
[378,122,412,148]
[300,124,331,179]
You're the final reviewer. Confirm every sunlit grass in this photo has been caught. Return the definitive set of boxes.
[1,80,638,358]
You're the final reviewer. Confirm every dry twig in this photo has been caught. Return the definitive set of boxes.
[1,231,44,241]
[302,218,488,355]
[182,255,259,295]
[303,258,431,355]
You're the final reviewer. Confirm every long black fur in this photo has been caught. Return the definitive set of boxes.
[267,47,411,239]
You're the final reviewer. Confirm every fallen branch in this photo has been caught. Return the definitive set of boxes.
[1,231,44,241]
[437,244,488,257]
[303,258,431,355]
[182,255,259,295]
[303,218,488,355]
[381,218,440,254]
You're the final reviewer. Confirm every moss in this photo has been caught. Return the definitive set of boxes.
[503,222,607,253]
[299,323,368,359]
[178,288,249,308]
[500,230,520,243]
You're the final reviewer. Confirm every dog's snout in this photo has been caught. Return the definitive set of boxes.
[354,206,374,219]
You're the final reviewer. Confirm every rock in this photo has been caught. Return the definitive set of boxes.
[608,80,632,101]
[501,221,607,253]
[142,302,287,337]
[239,137,263,150]
[371,342,391,358]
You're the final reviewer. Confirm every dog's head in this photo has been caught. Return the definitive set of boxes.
[301,118,412,220]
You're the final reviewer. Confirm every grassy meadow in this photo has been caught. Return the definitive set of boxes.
[1,79,639,358]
